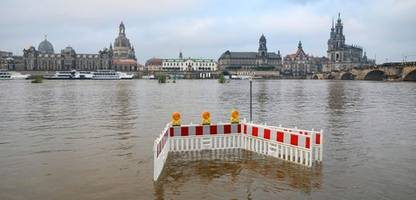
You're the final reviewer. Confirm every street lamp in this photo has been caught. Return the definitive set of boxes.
[249,77,253,122]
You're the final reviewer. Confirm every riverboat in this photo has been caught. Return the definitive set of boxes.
[0,70,30,80]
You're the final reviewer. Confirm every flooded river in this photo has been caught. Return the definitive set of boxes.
[0,80,415,199]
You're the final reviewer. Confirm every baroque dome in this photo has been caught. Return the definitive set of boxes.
[114,35,131,48]
[114,21,131,48]
[38,36,54,54]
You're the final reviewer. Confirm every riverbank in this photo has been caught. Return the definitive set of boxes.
[5,69,416,81]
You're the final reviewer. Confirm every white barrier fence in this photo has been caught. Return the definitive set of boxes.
[153,120,323,181]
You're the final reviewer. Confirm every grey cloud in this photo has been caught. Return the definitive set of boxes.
[0,0,415,63]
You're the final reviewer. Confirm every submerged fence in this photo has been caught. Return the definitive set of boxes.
[153,118,323,181]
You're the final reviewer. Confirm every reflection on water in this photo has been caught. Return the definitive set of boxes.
[154,150,322,199]
[0,80,415,200]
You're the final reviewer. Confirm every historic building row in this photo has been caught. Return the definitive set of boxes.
[215,13,375,77]
[218,34,283,71]
[22,22,139,72]
[6,13,375,75]
[145,52,217,72]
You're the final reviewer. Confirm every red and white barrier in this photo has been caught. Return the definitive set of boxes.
[153,120,323,181]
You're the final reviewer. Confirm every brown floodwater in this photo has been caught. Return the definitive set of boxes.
[0,79,415,199]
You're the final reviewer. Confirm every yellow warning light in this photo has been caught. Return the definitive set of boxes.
[201,111,211,125]
[172,112,181,126]
[230,109,240,124]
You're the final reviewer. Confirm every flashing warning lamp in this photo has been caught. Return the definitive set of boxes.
[230,109,240,124]
[172,112,181,126]
[201,111,211,125]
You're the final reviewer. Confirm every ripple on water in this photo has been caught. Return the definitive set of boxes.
[32,149,74,154]
[0,80,416,199]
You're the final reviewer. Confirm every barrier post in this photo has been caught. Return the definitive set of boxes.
[310,132,315,167]
[320,129,323,162]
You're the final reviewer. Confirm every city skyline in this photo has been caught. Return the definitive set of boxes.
[1,0,415,64]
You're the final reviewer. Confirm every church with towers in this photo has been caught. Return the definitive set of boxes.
[218,34,282,71]
[111,22,138,71]
[217,13,375,77]
[22,22,139,71]
[326,13,374,71]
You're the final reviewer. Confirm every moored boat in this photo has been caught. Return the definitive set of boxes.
[44,70,93,80]
[0,70,30,80]
[92,70,134,80]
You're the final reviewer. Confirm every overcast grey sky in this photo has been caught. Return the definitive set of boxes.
[1,0,415,64]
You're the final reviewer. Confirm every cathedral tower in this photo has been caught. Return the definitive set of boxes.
[257,34,268,65]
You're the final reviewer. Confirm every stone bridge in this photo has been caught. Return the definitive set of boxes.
[325,62,416,81]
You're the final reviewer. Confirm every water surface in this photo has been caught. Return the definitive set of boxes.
[0,80,415,199]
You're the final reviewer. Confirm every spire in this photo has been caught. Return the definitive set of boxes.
[335,12,343,35]
[259,34,266,42]
[179,50,183,59]
[337,12,341,23]
[258,34,267,53]
[331,17,335,30]
[119,21,125,36]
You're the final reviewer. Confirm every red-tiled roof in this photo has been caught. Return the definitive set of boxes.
[145,58,163,66]
[113,59,137,65]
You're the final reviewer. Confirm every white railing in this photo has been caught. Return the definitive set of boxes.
[153,120,323,181]
[153,123,170,181]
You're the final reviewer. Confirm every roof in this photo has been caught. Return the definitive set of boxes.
[38,39,54,54]
[145,58,163,66]
[113,59,137,65]
[220,51,281,59]
[163,58,216,62]
[284,47,308,60]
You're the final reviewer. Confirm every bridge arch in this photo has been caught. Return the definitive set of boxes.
[340,72,354,80]
[364,70,386,81]
[403,69,416,81]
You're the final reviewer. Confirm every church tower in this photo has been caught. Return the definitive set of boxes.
[179,50,183,59]
[257,34,268,65]
[113,21,135,59]
[327,13,346,62]
[112,21,138,71]
[334,13,345,48]
[119,21,126,36]
[258,34,267,57]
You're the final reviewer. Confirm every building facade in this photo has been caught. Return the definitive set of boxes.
[0,51,13,70]
[112,22,138,71]
[161,52,217,71]
[218,35,282,71]
[145,58,163,71]
[282,41,325,77]
[22,22,139,71]
[23,45,112,71]
[326,13,374,71]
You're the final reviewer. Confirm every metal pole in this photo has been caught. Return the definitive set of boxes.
[249,78,252,122]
